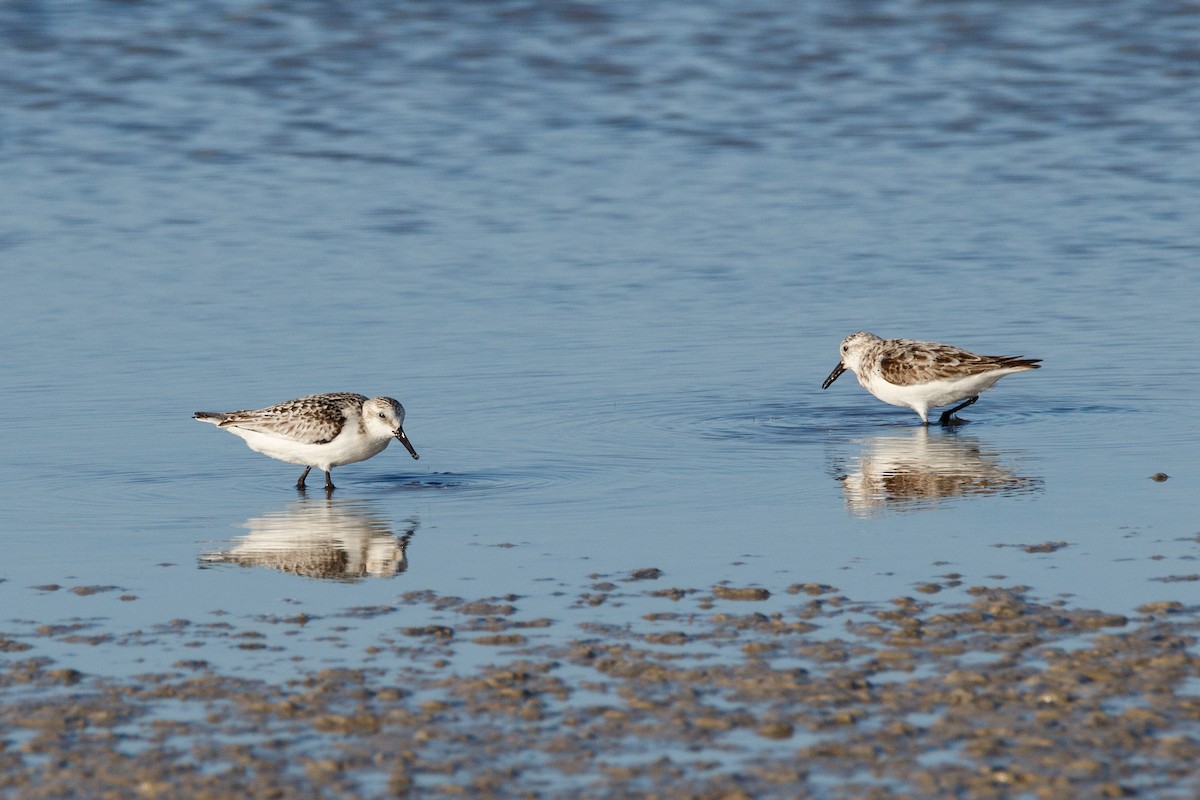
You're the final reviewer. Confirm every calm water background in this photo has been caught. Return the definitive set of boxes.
[1,0,1199,680]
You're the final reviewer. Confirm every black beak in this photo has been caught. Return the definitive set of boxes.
[822,362,846,390]
[394,428,419,459]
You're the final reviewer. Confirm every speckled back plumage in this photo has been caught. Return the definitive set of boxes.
[876,339,1041,386]
[211,392,369,445]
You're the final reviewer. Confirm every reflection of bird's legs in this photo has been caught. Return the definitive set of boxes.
[939,396,979,426]
[297,466,312,490]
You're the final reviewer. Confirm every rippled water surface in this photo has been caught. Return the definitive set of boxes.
[2,0,1199,719]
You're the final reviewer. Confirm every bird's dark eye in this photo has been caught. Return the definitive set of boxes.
[378,412,386,419]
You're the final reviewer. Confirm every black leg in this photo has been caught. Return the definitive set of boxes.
[297,466,312,489]
[324,470,336,491]
[939,396,978,426]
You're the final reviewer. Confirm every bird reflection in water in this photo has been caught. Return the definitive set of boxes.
[201,499,416,580]
[832,428,1042,517]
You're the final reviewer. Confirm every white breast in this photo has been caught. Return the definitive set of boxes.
[227,426,392,471]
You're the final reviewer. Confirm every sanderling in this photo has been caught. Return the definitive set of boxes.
[194,392,419,490]
[821,332,1041,425]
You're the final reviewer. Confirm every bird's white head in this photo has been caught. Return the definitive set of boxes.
[363,397,420,460]
[837,331,881,374]
[822,331,881,389]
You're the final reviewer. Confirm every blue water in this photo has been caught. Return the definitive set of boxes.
[2,0,1199,686]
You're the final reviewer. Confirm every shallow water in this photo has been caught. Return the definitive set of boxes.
[2,0,1199,789]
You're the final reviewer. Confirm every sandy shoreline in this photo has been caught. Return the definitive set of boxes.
[3,571,1199,799]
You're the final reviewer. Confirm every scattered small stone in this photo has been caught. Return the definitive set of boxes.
[46,668,83,685]
[1136,600,1184,615]
[647,588,691,601]
[756,722,794,740]
[71,585,120,596]
[627,568,664,581]
[339,605,397,619]
[644,632,689,645]
[62,634,113,645]
[1151,472,1169,482]
[1023,541,1070,554]
[713,586,770,601]
[36,623,91,637]
[457,602,517,616]
[401,626,455,638]
[786,583,837,596]
[742,641,778,656]
[472,634,526,646]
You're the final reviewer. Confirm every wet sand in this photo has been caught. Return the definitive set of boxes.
[3,571,1199,799]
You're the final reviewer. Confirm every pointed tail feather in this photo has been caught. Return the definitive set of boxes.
[986,355,1041,371]
[194,411,228,425]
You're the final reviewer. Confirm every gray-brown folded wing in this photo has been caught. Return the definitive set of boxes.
[881,342,1038,386]
[217,396,353,445]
